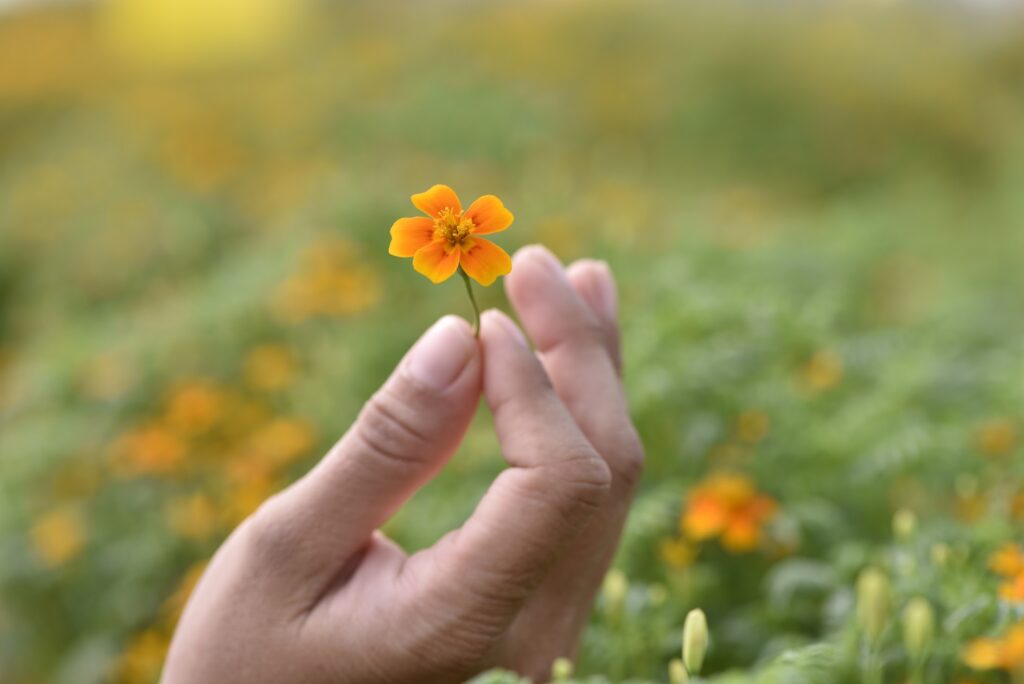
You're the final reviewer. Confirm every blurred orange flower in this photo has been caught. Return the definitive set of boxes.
[659,537,698,569]
[802,350,843,393]
[111,423,187,477]
[389,184,513,285]
[964,623,1024,673]
[976,418,1018,457]
[990,543,1024,577]
[165,380,226,435]
[30,506,86,568]
[682,472,778,552]
[244,344,298,392]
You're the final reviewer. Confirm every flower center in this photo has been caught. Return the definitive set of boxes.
[434,207,474,247]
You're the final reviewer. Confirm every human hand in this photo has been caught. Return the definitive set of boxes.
[162,245,644,683]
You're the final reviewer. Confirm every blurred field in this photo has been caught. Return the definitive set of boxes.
[1,1,1023,682]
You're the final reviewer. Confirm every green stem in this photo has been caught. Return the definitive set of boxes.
[459,268,480,337]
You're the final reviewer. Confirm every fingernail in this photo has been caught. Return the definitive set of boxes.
[520,245,566,279]
[485,310,529,348]
[406,316,476,389]
[590,261,618,322]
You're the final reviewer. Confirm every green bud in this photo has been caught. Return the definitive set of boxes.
[668,657,690,684]
[892,508,917,540]
[856,567,890,643]
[602,569,628,613]
[902,597,935,662]
[683,608,709,675]
[551,657,573,681]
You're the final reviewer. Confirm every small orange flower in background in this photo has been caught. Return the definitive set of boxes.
[681,471,778,552]
[389,184,513,286]
[976,417,1018,457]
[801,349,843,393]
[30,506,86,568]
[989,543,1024,604]
[990,543,1024,577]
[964,623,1024,673]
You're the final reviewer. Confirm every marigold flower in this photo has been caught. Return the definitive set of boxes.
[964,624,1024,673]
[681,472,778,553]
[389,184,513,286]
[30,506,86,568]
[990,543,1024,578]
[1000,574,1024,603]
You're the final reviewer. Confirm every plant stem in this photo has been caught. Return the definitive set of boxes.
[459,268,480,337]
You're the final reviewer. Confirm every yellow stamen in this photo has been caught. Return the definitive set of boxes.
[434,207,474,246]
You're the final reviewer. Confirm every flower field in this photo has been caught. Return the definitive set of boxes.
[1,1,1023,682]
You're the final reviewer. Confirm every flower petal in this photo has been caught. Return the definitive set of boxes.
[411,184,461,218]
[465,195,514,235]
[389,217,436,257]
[412,240,460,284]
[459,238,511,286]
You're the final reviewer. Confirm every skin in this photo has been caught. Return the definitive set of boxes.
[163,245,645,683]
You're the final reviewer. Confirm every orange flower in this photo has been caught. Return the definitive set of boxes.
[389,184,513,285]
[681,472,778,553]
[964,623,1024,673]
[1000,574,1024,603]
[990,543,1024,578]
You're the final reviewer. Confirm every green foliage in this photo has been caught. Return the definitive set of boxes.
[1,1,1023,683]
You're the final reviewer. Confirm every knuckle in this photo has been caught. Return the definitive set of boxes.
[554,445,613,509]
[610,426,646,490]
[356,389,433,469]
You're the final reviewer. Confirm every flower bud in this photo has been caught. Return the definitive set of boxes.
[551,657,573,681]
[892,508,917,540]
[602,569,628,613]
[856,567,890,643]
[683,608,709,675]
[902,597,935,662]
[668,657,689,683]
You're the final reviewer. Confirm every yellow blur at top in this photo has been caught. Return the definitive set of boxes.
[100,0,307,71]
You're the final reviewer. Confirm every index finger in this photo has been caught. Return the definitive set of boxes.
[405,310,611,623]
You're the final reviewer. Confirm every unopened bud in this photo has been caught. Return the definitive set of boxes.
[551,657,573,681]
[930,543,950,567]
[602,569,628,613]
[668,657,689,683]
[902,598,935,662]
[683,608,709,675]
[892,508,917,540]
[856,567,890,643]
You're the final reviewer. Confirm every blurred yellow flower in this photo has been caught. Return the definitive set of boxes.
[111,423,187,477]
[964,623,1024,673]
[166,494,220,541]
[976,418,1018,457]
[272,239,382,323]
[736,410,771,445]
[682,472,778,552]
[100,0,306,72]
[113,628,169,684]
[165,380,226,435]
[1000,574,1024,603]
[990,544,1024,577]
[29,507,86,568]
[222,469,280,527]
[963,637,1003,670]
[659,537,698,570]
[247,418,316,470]
[802,350,844,393]
[244,345,299,392]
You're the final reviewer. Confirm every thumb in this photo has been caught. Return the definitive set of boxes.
[245,316,481,600]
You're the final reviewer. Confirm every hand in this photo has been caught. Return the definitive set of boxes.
[162,246,644,683]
